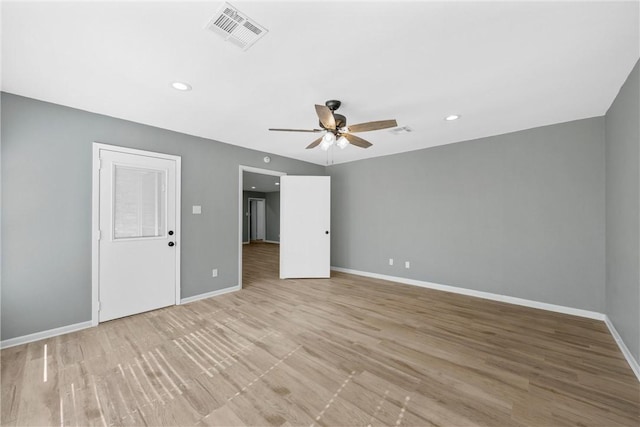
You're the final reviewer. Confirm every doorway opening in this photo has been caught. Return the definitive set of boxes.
[238,166,286,289]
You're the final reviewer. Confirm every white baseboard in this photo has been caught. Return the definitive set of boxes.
[180,285,241,304]
[331,267,605,320]
[0,320,93,349]
[604,316,640,382]
[242,241,249,245]
[264,240,280,245]
[1,286,242,349]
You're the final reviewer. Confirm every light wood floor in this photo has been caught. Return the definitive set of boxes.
[2,242,638,426]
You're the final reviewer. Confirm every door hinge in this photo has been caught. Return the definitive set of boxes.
[96,229,102,241]
[98,301,101,311]
[97,158,103,170]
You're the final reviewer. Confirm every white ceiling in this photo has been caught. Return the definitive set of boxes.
[2,1,638,166]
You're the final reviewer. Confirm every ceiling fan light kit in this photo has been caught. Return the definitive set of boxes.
[320,132,336,151]
[269,100,398,150]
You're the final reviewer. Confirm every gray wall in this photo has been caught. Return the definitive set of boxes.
[1,93,324,340]
[242,191,266,242]
[265,192,280,242]
[328,117,606,312]
[605,60,640,362]
[4,71,638,357]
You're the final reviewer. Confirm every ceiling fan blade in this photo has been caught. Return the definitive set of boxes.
[315,104,336,130]
[269,128,323,133]
[306,137,323,149]
[343,133,373,148]
[347,119,398,133]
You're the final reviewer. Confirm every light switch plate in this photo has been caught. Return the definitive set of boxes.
[192,205,202,214]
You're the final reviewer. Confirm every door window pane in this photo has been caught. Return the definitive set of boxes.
[113,165,166,239]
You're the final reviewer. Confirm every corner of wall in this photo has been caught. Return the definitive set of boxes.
[604,59,640,367]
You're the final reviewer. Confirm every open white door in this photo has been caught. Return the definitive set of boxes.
[280,176,330,278]
[97,146,179,322]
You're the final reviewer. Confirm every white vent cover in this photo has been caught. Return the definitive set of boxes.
[205,2,268,51]
[389,126,413,135]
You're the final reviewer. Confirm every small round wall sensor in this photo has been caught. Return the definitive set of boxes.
[263,156,271,163]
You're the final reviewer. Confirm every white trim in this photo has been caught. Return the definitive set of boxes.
[92,142,182,325]
[0,321,93,349]
[330,267,606,320]
[604,316,640,382]
[238,165,286,289]
[180,285,241,305]
[174,156,182,306]
[91,145,100,326]
[1,285,239,348]
[264,240,280,245]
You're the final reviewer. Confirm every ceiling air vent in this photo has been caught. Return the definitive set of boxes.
[205,2,268,51]
[389,126,413,135]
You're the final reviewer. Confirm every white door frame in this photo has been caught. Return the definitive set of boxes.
[92,142,182,326]
[238,166,286,289]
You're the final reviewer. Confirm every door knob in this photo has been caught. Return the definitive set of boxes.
[168,230,174,236]
[168,242,175,247]
[325,231,329,234]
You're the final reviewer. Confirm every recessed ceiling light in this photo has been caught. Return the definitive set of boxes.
[275,182,280,186]
[445,114,460,121]
[251,186,256,189]
[171,81,192,91]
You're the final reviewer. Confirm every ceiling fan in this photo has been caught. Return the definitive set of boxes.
[268,100,397,150]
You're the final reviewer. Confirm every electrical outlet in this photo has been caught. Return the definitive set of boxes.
[212,269,218,277]
[389,258,394,266]
[405,261,410,269]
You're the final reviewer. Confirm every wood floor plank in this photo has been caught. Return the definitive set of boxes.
[1,241,638,426]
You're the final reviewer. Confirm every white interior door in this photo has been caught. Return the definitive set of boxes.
[98,148,178,322]
[280,176,330,278]
[249,199,266,241]
[256,200,265,240]
[250,201,257,240]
